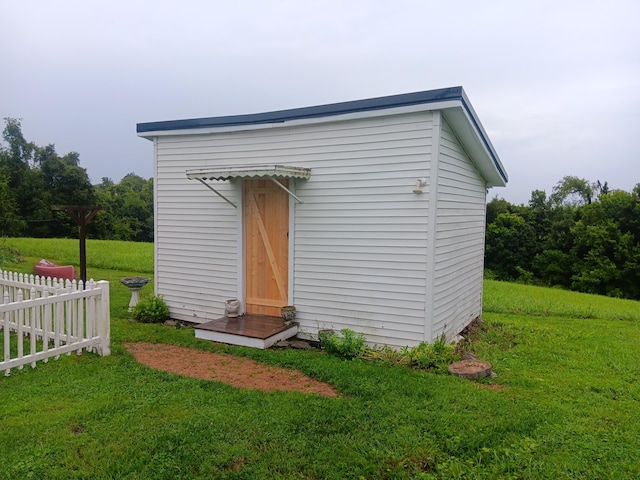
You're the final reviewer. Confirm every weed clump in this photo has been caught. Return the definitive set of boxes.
[367,335,457,372]
[319,328,367,359]
[131,295,170,323]
[0,241,22,265]
[319,328,457,371]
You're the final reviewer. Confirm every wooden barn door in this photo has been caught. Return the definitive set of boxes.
[244,179,289,316]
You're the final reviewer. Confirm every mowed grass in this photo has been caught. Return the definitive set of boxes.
[1,238,640,479]
[484,279,640,321]
[2,237,153,273]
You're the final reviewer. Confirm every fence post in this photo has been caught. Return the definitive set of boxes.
[42,287,50,362]
[3,290,9,376]
[96,280,110,356]
[54,284,62,360]
[77,284,84,355]
[16,290,23,369]
[30,287,37,368]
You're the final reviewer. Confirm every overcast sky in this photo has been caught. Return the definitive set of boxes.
[1,0,638,204]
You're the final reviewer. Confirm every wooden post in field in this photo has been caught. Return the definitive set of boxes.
[52,206,104,285]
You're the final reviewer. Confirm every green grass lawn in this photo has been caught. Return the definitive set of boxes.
[1,238,639,479]
[2,237,153,274]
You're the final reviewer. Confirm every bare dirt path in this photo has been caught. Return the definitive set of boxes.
[124,342,338,398]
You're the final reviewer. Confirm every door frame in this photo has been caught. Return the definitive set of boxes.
[236,178,296,315]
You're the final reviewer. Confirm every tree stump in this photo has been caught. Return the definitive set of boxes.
[448,359,493,380]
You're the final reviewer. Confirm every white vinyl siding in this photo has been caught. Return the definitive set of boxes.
[150,106,496,348]
[292,113,432,348]
[155,146,240,322]
[431,118,487,338]
[154,112,433,347]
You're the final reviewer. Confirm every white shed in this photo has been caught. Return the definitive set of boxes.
[137,86,507,349]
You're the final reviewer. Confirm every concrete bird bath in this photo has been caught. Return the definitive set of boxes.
[120,276,151,312]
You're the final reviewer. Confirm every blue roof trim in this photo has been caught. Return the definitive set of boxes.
[137,86,507,183]
[136,86,464,133]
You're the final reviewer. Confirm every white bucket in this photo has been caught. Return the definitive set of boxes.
[225,299,241,317]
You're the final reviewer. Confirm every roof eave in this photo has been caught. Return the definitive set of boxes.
[136,86,465,134]
[442,106,507,187]
[137,86,507,186]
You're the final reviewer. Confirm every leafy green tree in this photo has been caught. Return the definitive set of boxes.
[550,176,595,206]
[570,219,622,296]
[0,118,31,236]
[530,204,577,288]
[0,168,24,236]
[1,117,34,175]
[485,177,640,300]
[485,212,538,280]
[528,189,549,213]
[486,196,513,224]
[0,118,98,238]
[91,174,153,242]
[0,118,155,242]
[18,169,53,237]
[569,190,640,299]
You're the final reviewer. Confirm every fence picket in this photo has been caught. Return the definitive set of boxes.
[86,280,95,353]
[3,290,9,376]
[77,290,84,356]
[30,288,37,368]
[43,288,50,362]
[17,290,24,369]
[65,283,72,355]
[54,285,62,360]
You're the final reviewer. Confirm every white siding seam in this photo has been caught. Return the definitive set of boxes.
[153,137,159,295]
[236,180,244,314]
[434,117,487,340]
[424,111,441,342]
[288,181,295,306]
[479,188,488,321]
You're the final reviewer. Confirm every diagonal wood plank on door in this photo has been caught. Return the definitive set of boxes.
[247,192,288,303]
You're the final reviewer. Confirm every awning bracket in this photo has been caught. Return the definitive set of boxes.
[270,178,303,204]
[196,178,237,208]
[187,165,310,205]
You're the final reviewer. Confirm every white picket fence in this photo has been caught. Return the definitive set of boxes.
[0,270,110,376]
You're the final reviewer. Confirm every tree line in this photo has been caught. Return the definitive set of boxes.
[486,176,640,300]
[0,118,153,242]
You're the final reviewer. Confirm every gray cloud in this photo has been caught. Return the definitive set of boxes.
[2,0,638,204]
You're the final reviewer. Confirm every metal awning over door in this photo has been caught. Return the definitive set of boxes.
[186,165,311,207]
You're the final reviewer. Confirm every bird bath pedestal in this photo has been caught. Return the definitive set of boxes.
[120,277,151,312]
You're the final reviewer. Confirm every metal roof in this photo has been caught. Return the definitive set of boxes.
[185,165,311,181]
[137,86,465,133]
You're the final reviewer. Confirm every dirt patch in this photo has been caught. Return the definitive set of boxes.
[476,383,508,391]
[458,316,486,339]
[124,342,338,398]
